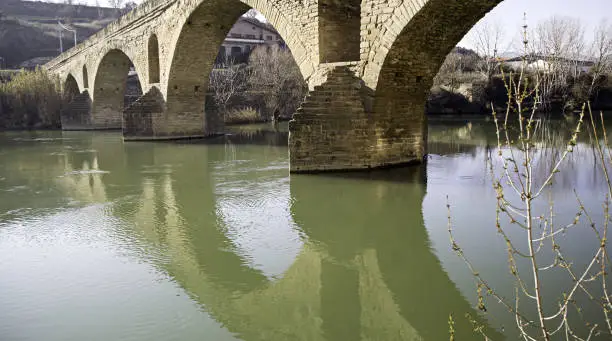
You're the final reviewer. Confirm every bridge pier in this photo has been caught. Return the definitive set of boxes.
[122,88,224,141]
[61,91,93,130]
[289,66,426,173]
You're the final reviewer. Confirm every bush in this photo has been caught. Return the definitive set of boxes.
[224,106,262,125]
[0,67,63,129]
[247,45,307,120]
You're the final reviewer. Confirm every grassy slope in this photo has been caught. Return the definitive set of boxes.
[0,0,118,68]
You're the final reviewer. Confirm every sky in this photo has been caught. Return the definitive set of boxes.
[458,0,611,53]
[39,0,610,52]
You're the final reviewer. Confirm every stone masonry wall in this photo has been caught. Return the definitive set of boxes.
[290,66,421,172]
[46,0,508,172]
[61,91,92,130]
[318,0,361,63]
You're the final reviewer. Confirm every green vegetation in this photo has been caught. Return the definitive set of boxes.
[0,67,63,129]
[0,0,118,68]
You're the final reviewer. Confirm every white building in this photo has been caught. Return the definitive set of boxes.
[217,17,284,64]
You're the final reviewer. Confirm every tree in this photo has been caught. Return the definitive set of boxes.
[247,45,307,121]
[123,1,138,14]
[94,0,104,19]
[209,60,247,119]
[470,21,504,82]
[587,19,612,98]
[532,16,586,109]
[448,59,612,340]
[107,0,125,14]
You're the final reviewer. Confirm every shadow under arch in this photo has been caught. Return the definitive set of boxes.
[290,167,505,340]
[373,0,503,158]
[63,73,80,101]
[82,65,89,89]
[147,34,160,84]
[92,49,143,129]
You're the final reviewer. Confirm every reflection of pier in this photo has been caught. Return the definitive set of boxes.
[123,149,502,340]
[1,130,504,340]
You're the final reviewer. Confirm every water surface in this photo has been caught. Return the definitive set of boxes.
[0,121,609,340]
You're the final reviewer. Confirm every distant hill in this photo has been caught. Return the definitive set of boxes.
[0,0,120,68]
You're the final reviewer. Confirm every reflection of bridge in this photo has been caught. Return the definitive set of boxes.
[35,134,503,341]
[45,0,504,173]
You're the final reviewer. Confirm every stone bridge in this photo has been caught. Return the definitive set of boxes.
[45,0,502,172]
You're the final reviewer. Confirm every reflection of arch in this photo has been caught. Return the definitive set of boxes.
[92,49,142,128]
[63,73,80,101]
[148,34,160,84]
[121,144,502,341]
[82,65,89,89]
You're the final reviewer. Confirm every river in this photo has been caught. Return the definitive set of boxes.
[0,120,610,341]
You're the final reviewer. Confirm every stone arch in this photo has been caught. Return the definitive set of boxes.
[92,49,143,129]
[63,73,80,101]
[82,65,89,89]
[371,0,503,160]
[165,0,312,135]
[148,34,160,84]
[362,0,503,90]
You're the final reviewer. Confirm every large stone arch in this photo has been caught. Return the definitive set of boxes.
[162,0,316,138]
[368,0,503,161]
[92,48,143,129]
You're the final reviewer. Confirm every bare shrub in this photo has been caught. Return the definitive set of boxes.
[209,61,247,121]
[447,32,612,340]
[247,45,306,121]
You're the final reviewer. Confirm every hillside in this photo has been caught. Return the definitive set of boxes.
[0,0,120,68]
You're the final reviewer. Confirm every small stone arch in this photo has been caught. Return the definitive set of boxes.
[92,49,143,129]
[83,65,89,89]
[148,34,160,84]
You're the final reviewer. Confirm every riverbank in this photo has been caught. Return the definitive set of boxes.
[426,77,612,116]
[0,68,63,130]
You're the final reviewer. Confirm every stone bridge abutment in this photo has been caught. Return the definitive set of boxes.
[46,0,503,172]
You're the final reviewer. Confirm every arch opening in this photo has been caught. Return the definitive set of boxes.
[63,73,80,102]
[148,34,160,84]
[92,49,143,129]
[83,65,89,89]
[166,0,307,135]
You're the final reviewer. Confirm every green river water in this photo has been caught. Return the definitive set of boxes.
[0,121,610,341]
